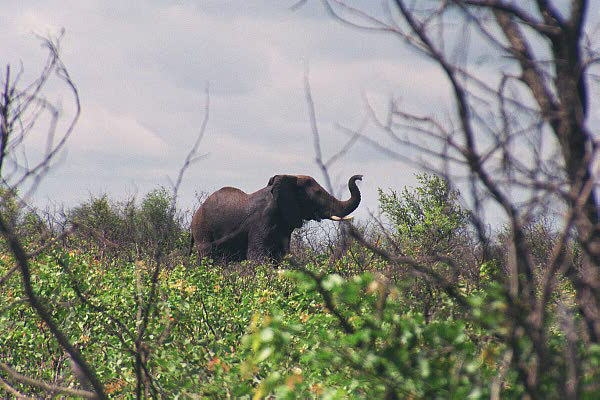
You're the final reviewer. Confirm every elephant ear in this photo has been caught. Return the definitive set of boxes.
[269,175,303,228]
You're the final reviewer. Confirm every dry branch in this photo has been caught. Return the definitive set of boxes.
[0,362,98,399]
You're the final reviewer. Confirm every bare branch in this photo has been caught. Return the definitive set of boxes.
[322,0,405,34]
[0,362,97,399]
[493,10,559,126]
[461,0,561,35]
[0,375,35,400]
[1,32,81,198]
[0,215,107,399]
[347,225,471,309]
[304,64,334,193]
[170,84,210,206]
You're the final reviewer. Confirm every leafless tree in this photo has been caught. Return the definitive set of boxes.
[1,30,80,197]
[303,66,362,261]
[299,0,600,397]
[130,85,209,399]
[0,33,105,399]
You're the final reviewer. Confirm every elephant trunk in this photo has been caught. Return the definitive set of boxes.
[329,175,362,220]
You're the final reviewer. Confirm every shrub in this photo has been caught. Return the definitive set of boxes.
[376,174,479,320]
[67,189,187,260]
[378,173,469,256]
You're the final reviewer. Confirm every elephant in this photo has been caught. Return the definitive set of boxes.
[190,174,362,262]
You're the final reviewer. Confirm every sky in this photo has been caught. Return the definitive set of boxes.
[2,1,597,221]
[1,0,435,219]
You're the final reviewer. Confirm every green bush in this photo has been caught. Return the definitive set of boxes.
[67,188,187,260]
[378,173,469,257]
[0,186,21,230]
[377,174,479,320]
[0,186,51,249]
[242,270,494,399]
[0,250,492,398]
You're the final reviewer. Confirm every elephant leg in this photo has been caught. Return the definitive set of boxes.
[247,230,291,262]
[192,237,212,261]
[282,235,291,254]
[247,244,268,262]
[247,230,271,262]
[193,228,247,262]
[269,235,290,261]
[196,242,212,258]
[192,227,216,261]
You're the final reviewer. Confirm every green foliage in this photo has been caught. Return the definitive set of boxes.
[3,247,600,398]
[68,188,186,259]
[0,186,50,249]
[0,186,21,230]
[378,173,469,256]
[377,174,477,320]
[69,195,129,253]
[0,250,269,397]
[132,187,183,257]
[0,250,485,398]
[243,271,493,399]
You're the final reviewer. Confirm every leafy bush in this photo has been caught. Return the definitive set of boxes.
[68,195,129,256]
[243,270,494,399]
[0,186,21,231]
[378,173,469,257]
[68,188,187,260]
[0,187,51,250]
[377,174,479,320]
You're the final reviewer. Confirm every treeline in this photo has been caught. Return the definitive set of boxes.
[1,187,187,258]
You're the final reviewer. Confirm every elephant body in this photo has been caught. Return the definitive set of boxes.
[190,174,362,262]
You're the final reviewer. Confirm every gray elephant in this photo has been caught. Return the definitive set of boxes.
[190,174,362,262]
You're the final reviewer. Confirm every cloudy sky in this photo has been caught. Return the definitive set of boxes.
[3,1,595,219]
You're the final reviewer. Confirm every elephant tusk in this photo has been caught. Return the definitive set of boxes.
[330,215,354,221]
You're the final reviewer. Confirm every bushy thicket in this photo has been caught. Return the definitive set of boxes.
[377,174,479,321]
[67,188,188,260]
[1,176,599,399]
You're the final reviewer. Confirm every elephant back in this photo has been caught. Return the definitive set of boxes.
[198,187,250,237]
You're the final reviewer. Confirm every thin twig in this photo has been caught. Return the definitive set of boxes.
[0,375,35,400]
[287,258,355,335]
[170,84,210,206]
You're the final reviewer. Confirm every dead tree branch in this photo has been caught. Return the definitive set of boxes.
[0,362,97,399]
[0,215,106,399]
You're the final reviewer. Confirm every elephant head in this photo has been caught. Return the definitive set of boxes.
[267,174,362,228]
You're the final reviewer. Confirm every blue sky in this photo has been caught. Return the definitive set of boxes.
[3,1,598,221]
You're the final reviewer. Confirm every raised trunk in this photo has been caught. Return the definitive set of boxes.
[330,175,362,218]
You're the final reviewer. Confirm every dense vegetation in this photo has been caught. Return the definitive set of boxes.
[2,176,599,399]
